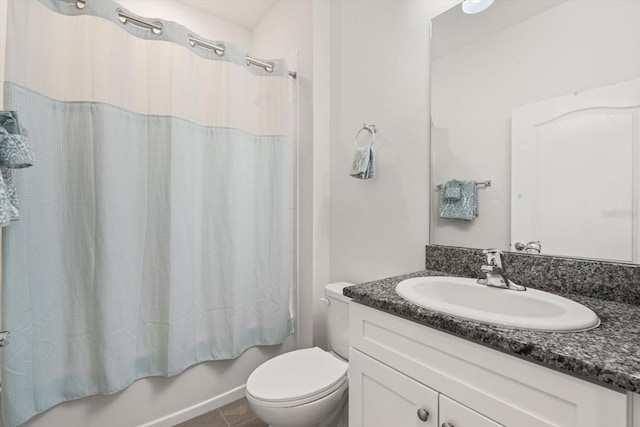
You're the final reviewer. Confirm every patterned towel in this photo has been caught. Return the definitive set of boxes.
[0,111,34,226]
[439,180,478,221]
[443,180,462,201]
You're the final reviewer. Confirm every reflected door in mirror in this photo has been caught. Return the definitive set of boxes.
[512,79,640,262]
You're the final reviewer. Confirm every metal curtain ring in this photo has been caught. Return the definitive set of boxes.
[354,123,377,149]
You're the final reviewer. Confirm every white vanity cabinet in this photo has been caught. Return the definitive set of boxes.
[350,348,502,427]
[349,303,628,427]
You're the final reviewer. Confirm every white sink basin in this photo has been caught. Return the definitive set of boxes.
[395,276,600,332]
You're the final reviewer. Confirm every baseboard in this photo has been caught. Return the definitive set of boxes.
[138,384,247,427]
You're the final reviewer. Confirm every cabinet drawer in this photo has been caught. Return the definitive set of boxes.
[350,302,627,427]
[350,348,439,427]
[440,395,503,427]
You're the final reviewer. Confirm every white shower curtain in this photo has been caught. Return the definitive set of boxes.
[1,1,292,426]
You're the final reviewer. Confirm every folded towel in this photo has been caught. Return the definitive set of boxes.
[0,111,34,168]
[0,110,22,135]
[439,180,478,221]
[0,126,34,168]
[350,147,375,179]
[0,169,19,227]
[444,186,461,200]
[0,111,34,227]
[443,180,462,201]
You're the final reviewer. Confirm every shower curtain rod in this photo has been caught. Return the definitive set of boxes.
[111,4,298,78]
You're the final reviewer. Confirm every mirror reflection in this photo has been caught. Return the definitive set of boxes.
[430,0,640,262]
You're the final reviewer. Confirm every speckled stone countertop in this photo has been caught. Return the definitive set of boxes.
[344,270,640,394]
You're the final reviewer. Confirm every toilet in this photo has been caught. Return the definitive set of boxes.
[246,282,352,427]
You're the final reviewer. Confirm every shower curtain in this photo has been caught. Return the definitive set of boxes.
[1,1,293,426]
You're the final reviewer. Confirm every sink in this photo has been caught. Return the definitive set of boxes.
[395,276,600,332]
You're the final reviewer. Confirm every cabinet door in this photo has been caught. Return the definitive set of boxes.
[350,348,439,427]
[440,395,503,427]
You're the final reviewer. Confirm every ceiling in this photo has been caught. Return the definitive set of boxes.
[178,0,278,30]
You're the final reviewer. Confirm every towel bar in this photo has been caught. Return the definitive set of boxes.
[436,180,491,190]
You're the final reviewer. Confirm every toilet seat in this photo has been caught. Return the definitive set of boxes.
[246,347,348,408]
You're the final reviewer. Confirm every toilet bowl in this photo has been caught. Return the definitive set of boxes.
[246,283,352,427]
[246,347,348,427]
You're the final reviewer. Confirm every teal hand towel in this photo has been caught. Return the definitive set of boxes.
[0,126,34,168]
[439,180,478,220]
[443,180,462,201]
[0,169,20,227]
[0,111,34,227]
[0,111,34,168]
[0,110,22,135]
[350,147,375,179]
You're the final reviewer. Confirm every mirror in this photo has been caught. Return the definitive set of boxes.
[430,0,640,262]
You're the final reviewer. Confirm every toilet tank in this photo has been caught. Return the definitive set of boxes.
[325,282,352,360]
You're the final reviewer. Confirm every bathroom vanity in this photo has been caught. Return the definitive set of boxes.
[349,302,626,427]
[346,246,640,427]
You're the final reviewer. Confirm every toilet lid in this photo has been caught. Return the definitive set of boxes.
[246,347,348,404]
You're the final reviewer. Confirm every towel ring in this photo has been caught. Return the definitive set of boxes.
[355,123,377,149]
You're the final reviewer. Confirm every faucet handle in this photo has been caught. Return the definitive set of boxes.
[525,241,542,254]
[482,248,504,267]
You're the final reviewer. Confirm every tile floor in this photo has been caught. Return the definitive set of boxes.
[174,397,267,427]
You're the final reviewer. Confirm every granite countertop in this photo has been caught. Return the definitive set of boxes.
[344,270,640,394]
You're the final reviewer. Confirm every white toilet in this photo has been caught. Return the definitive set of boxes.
[246,282,352,427]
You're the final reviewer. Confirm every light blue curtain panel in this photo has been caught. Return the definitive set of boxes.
[1,1,293,426]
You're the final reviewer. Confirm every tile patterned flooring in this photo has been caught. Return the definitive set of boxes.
[174,397,267,427]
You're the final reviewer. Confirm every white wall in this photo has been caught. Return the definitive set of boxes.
[305,0,457,348]
[310,0,333,352]
[3,2,297,427]
[431,0,640,250]
[325,0,457,288]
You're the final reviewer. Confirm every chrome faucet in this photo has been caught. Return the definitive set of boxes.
[514,240,542,254]
[477,249,526,291]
